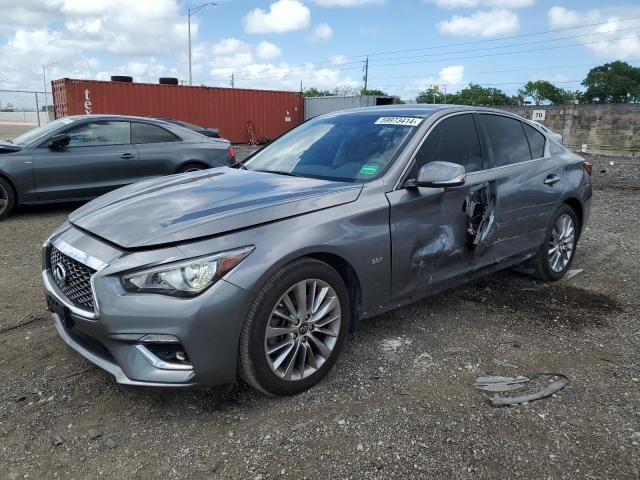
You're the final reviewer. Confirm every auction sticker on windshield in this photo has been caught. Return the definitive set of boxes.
[374,117,423,127]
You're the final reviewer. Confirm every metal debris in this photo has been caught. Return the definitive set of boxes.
[476,374,569,407]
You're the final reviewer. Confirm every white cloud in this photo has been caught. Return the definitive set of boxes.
[256,41,282,60]
[437,9,519,37]
[243,0,311,34]
[547,6,584,28]
[313,0,385,6]
[438,65,465,84]
[308,23,334,42]
[547,6,640,60]
[328,54,349,65]
[427,0,533,9]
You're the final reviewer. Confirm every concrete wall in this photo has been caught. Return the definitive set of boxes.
[497,104,640,157]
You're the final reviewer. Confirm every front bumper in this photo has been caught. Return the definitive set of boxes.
[43,232,254,388]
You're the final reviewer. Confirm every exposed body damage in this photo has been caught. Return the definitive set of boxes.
[463,182,497,253]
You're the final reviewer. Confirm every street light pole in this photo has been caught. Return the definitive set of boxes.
[42,62,56,121]
[188,2,216,86]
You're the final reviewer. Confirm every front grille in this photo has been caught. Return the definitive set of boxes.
[49,246,97,310]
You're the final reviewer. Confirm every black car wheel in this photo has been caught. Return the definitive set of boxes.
[0,177,15,221]
[177,163,208,174]
[239,257,350,396]
[532,204,579,281]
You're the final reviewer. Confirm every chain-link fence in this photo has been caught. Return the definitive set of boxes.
[0,90,54,126]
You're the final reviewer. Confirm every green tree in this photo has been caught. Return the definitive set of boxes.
[361,88,388,96]
[415,88,446,104]
[581,61,640,103]
[303,87,334,97]
[519,80,575,105]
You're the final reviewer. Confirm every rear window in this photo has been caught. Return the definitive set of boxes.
[132,123,180,144]
[480,114,531,167]
[523,123,546,159]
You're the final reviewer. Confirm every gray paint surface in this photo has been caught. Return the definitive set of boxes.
[42,104,592,388]
[0,114,232,206]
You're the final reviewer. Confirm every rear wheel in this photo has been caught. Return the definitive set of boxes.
[532,204,578,281]
[239,258,350,396]
[0,177,15,221]
[177,162,208,173]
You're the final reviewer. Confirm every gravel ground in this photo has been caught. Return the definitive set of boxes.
[0,153,638,479]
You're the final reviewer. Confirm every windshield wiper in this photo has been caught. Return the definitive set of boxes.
[251,169,301,177]
[233,163,247,170]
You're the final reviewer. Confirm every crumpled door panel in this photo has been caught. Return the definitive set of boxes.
[463,181,497,255]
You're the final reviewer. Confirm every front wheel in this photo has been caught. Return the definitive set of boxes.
[532,204,579,281]
[0,177,15,221]
[239,258,350,396]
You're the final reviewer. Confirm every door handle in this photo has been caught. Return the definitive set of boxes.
[120,153,135,159]
[544,174,560,186]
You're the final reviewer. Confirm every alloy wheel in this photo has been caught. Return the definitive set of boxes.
[0,183,8,216]
[548,213,575,272]
[264,279,342,381]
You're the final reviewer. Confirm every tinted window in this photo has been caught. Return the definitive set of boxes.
[244,113,421,182]
[523,123,546,158]
[132,123,180,144]
[413,114,483,175]
[480,115,531,167]
[67,121,130,147]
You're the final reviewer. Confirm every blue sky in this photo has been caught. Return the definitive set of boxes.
[0,0,639,100]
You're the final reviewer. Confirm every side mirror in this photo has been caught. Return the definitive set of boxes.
[406,161,466,189]
[48,133,70,149]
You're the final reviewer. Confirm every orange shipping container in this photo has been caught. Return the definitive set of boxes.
[51,78,304,144]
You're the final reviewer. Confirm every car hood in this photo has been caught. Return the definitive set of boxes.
[69,167,363,249]
[0,141,22,153]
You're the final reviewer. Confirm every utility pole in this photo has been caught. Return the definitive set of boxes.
[362,56,369,93]
[42,62,56,121]
[444,85,447,104]
[188,2,217,86]
[230,73,234,88]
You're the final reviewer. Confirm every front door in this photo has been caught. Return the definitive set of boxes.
[33,120,139,200]
[386,113,499,301]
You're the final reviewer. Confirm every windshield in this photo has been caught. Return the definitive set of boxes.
[12,118,75,147]
[244,113,423,182]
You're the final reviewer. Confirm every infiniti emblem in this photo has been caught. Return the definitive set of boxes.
[53,263,67,287]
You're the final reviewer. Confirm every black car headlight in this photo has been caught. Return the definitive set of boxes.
[121,246,254,297]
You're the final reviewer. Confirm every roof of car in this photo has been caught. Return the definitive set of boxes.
[66,114,172,122]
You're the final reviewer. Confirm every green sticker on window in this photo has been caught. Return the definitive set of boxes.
[360,164,379,175]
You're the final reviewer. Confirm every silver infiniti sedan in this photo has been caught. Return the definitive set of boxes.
[42,105,592,396]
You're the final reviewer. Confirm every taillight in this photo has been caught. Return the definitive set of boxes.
[582,161,592,176]
[227,146,235,159]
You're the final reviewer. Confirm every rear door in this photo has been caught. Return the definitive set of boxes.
[131,122,183,179]
[386,113,500,300]
[477,114,564,261]
[33,120,138,200]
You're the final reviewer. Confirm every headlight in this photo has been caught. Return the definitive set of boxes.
[121,246,254,297]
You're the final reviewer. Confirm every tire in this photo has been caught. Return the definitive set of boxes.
[239,257,350,396]
[177,162,208,173]
[159,77,179,85]
[110,75,133,83]
[531,204,579,281]
[0,177,15,221]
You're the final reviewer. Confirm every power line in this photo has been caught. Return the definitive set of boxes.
[205,16,640,83]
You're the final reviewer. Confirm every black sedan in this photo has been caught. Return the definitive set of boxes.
[0,115,235,220]
[159,118,221,138]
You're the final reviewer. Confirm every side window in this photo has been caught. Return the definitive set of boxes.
[523,123,546,159]
[131,123,180,144]
[413,114,483,175]
[480,115,531,167]
[67,122,131,147]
